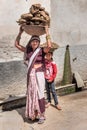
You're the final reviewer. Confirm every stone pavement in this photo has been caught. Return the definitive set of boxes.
[0,90,87,130]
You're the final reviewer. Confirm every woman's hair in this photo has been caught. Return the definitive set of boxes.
[26,41,32,53]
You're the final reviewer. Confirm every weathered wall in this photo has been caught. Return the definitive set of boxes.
[0,61,27,88]
[51,0,87,46]
[0,60,27,97]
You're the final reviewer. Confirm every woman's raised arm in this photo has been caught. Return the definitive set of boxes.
[43,26,51,53]
[15,26,26,52]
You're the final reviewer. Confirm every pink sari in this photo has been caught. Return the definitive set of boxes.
[25,68,41,119]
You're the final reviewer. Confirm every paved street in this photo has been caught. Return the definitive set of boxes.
[0,90,87,130]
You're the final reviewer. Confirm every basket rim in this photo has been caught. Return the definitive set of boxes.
[22,24,46,36]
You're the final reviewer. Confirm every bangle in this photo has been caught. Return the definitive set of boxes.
[46,35,51,40]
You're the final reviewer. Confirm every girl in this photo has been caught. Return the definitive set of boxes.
[45,51,62,110]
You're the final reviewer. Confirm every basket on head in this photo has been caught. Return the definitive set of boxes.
[40,42,59,51]
[22,24,45,36]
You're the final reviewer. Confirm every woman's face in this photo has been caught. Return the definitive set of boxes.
[31,40,39,50]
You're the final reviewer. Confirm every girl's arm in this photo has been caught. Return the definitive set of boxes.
[15,26,26,52]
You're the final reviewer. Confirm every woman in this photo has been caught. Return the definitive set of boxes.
[15,25,51,124]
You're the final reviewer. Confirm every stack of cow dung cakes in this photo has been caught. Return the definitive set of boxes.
[17,4,50,36]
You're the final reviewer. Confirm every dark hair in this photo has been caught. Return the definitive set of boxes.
[45,51,53,60]
[50,52,53,55]
[48,51,53,55]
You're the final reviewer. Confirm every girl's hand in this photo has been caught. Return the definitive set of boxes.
[47,79,53,82]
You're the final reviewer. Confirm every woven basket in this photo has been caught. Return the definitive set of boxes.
[22,24,45,36]
[40,42,59,51]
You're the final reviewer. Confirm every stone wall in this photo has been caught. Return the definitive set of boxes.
[0,61,27,98]
[0,60,27,88]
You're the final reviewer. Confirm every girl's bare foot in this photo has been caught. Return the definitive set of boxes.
[55,104,62,110]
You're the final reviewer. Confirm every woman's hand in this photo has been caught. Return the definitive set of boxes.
[16,26,24,41]
[24,60,28,67]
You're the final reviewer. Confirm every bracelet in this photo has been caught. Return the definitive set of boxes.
[46,35,51,40]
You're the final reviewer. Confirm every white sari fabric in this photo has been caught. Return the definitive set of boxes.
[27,47,40,71]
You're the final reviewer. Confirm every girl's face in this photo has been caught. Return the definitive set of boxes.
[45,53,52,60]
[31,40,39,50]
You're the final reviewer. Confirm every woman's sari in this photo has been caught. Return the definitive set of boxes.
[25,48,45,120]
